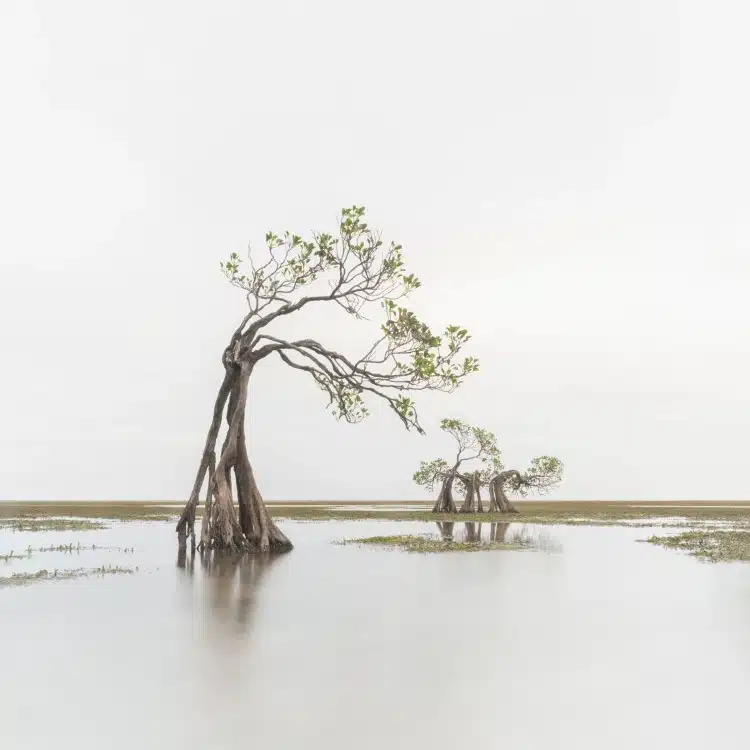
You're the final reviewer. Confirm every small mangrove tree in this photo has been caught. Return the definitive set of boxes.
[413,419,501,513]
[487,457,564,513]
[415,419,564,514]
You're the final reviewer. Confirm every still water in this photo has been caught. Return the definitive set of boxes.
[2,519,750,748]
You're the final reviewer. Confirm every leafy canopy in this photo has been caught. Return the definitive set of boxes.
[413,419,565,498]
[503,456,565,497]
[222,207,478,433]
[413,418,502,492]
[412,458,451,493]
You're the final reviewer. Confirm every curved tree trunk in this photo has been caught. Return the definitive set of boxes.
[488,471,520,514]
[475,480,484,513]
[432,471,458,513]
[177,358,293,554]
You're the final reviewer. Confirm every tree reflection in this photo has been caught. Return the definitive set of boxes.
[463,521,484,543]
[176,544,195,573]
[490,522,510,542]
[436,521,455,540]
[177,546,281,635]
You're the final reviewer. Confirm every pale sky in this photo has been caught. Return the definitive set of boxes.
[1,0,748,501]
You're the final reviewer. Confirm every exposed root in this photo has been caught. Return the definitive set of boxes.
[178,361,293,555]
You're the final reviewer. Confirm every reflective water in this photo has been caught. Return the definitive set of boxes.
[2,519,750,748]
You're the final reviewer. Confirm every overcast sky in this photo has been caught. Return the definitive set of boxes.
[1,0,748,502]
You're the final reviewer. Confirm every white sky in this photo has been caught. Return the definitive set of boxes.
[1,0,748,501]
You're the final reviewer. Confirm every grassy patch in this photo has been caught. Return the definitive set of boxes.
[644,530,750,562]
[0,518,107,532]
[336,532,538,554]
[0,502,177,533]
[0,502,177,523]
[4,500,749,529]
[0,565,135,588]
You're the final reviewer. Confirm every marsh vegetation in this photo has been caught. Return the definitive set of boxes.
[0,517,108,532]
[337,534,521,553]
[1,499,750,594]
[644,529,750,562]
[337,520,558,553]
[0,565,134,588]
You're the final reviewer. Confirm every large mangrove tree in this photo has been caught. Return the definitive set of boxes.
[176,207,478,554]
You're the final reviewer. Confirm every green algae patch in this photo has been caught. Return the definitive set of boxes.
[644,530,750,563]
[336,534,526,554]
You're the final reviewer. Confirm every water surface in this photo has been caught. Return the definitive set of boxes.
[2,519,749,748]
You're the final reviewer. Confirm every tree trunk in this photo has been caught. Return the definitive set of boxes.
[177,358,293,554]
[431,472,458,513]
[488,481,498,512]
[464,522,479,542]
[488,471,520,514]
[458,475,484,513]
[207,366,253,552]
[458,479,475,513]
[199,452,216,550]
[176,366,237,547]
[235,445,291,552]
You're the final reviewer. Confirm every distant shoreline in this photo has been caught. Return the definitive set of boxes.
[2,499,750,506]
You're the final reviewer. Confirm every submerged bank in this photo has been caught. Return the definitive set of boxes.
[269,500,750,530]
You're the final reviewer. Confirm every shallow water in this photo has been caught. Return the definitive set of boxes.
[2,518,750,749]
